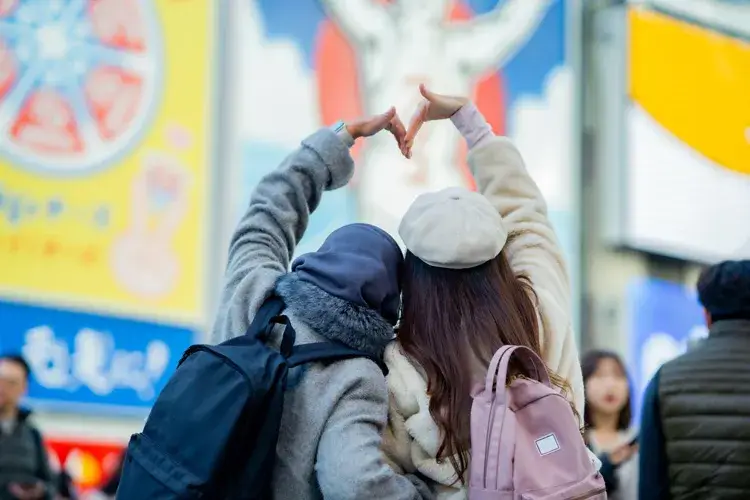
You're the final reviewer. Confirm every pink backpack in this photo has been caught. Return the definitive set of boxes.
[469,346,606,499]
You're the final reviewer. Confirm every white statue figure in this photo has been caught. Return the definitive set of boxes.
[320,0,551,238]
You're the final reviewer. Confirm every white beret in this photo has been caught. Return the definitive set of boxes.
[398,187,508,269]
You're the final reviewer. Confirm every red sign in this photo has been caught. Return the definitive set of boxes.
[45,438,124,491]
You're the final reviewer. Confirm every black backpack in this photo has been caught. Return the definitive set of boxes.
[116,295,387,500]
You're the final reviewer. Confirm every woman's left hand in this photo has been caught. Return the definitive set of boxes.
[346,107,408,154]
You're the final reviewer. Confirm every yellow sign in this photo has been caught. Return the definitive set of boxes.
[629,6,750,175]
[0,0,215,323]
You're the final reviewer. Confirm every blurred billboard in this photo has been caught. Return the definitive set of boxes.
[225,0,582,328]
[602,0,750,262]
[46,437,124,493]
[0,300,192,414]
[0,0,218,413]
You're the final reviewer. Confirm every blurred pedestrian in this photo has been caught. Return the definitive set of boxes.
[639,260,750,499]
[0,354,55,500]
[582,350,638,499]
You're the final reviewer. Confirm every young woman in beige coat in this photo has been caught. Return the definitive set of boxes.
[383,86,585,499]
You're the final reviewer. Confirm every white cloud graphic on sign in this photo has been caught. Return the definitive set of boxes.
[237,0,320,147]
[145,340,170,379]
[23,326,72,390]
[20,324,172,402]
[73,328,112,395]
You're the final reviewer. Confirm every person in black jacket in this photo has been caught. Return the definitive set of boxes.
[0,354,55,500]
[639,260,750,500]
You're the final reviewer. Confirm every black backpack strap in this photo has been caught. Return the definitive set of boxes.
[287,342,388,376]
[244,295,296,356]
[247,296,284,339]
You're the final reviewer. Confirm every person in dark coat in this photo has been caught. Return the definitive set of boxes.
[639,260,750,500]
[0,354,55,500]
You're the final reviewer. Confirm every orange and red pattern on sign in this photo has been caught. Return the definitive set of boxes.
[45,438,124,491]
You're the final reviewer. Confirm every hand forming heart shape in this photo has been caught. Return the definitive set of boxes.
[345,84,470,159]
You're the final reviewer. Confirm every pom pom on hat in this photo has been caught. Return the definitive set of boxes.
[398,187,507,269]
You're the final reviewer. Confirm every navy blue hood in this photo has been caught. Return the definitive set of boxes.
[290,223,403,325]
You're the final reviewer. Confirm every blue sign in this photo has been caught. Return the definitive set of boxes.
[0,300,195,415]
[627,278,707,423]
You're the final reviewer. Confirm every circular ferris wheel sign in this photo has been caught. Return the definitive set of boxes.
[0,0,162,175]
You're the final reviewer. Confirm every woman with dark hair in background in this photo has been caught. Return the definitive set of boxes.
[382,86,585,499]
[582,350,638,499]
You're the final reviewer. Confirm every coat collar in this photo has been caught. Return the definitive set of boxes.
[710,319,750,337]
[274,273,396,358]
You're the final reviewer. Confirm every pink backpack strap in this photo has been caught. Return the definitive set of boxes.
[485,346,551,401]
[473,346,554,491]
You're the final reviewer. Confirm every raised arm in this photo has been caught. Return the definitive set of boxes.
[210,130,354,344]
[211,109,406,345]
[319,0,393,45]
[451,103,584,416]
[445,0,551,77]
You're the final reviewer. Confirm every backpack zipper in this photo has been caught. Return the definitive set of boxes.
[567,486,606,500]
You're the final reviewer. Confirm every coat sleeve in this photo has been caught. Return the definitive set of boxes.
[639,368,671,500]
[316,362,434,500]
[210,129,355,344]
[457,105,584,416]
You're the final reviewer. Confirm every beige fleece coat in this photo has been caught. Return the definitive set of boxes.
[383,136,585,499]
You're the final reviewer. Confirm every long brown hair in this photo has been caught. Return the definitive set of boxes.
[398,249,574,484]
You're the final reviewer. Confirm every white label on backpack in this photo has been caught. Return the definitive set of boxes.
[535,433,560,456]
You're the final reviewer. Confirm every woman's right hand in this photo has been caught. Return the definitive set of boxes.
[404,84,469,156]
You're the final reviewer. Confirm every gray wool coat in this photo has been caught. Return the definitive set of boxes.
[211,129,433,500]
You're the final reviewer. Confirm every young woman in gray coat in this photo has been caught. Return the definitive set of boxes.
[210,108,433,500]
